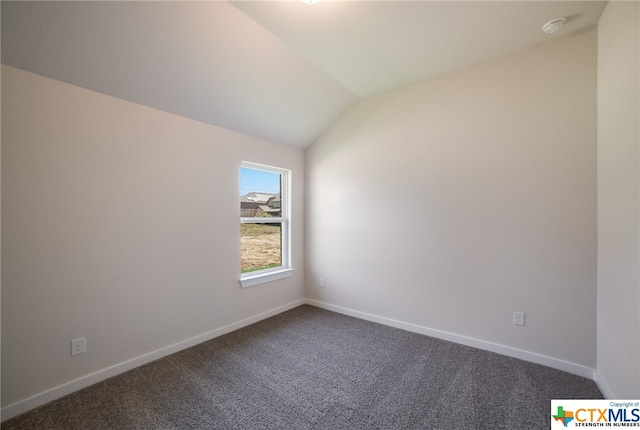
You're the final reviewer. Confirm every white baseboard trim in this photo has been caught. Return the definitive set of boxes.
[593,370,615,399]
[305,299,597,381]
[1,298,306,422]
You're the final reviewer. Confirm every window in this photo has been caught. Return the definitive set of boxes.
[239,162,293,287]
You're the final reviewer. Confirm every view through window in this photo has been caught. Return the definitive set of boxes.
[240,162,289,277]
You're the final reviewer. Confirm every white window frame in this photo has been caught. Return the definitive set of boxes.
[240,161,293,288]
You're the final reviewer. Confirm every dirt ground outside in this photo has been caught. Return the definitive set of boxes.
[241,223,282,272]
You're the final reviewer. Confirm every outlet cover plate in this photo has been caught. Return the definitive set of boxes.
[513,312,525,326]
[71,337,86,356]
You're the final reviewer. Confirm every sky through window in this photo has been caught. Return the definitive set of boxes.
[240,167,280,195]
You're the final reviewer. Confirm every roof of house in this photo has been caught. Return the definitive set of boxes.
[242,193,277,205]
[258,205,281,214]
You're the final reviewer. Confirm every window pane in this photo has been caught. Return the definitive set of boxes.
[240,167,281,219]
[240,222,282,273]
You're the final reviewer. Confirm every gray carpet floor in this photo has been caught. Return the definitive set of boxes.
[1,305,602,429]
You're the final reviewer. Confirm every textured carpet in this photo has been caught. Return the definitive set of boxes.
[1,305,602,429]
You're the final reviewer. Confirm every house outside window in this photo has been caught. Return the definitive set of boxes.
[239,162,293,287]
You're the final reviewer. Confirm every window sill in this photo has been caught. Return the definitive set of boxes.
[240,268,295,288]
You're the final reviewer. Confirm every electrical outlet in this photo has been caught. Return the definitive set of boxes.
[513,312,525,326]
[319,278,325,288]
[71,337,86,356]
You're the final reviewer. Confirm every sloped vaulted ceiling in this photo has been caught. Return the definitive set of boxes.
[1,1,357,148]
[1,1,606,148]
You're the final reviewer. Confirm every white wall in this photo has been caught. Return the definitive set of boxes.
[1,65,305,416]
[306,29,597,371]
[596,1,640,399]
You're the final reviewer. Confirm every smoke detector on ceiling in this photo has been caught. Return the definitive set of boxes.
[542,17,566,34]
